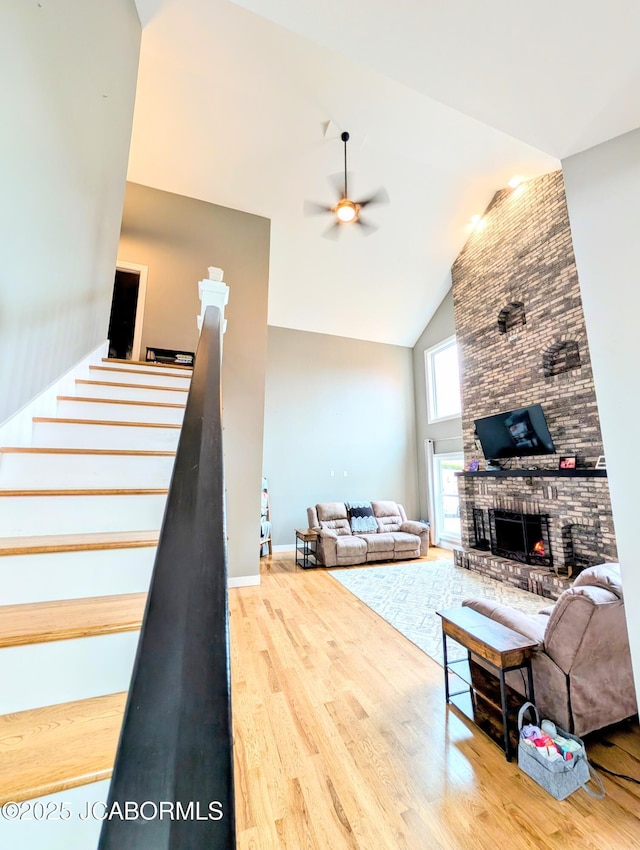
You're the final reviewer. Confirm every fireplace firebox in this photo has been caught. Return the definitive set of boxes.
[489,509,552,568]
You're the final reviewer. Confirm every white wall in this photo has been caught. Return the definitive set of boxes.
[264,327,418,545]
[562,126,640,697]
[412,286,463,521]
[119,183,270,582]
[0,1,140,425]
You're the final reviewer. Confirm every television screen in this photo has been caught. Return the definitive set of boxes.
[474,404,556,459]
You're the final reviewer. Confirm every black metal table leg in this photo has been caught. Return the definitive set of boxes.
[526,662,535,703]
[499,669,511,761]
[442,633,450,703]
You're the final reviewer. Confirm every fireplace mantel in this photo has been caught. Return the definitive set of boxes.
[458,469,607,479]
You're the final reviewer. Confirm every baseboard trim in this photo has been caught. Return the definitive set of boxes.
[436,539,459,551]
[228,575,261,588]
[272,544,295,553]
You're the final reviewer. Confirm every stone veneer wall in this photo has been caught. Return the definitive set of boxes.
[451,170,617,598]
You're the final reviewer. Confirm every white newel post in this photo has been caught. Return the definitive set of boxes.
[198,266,229,343]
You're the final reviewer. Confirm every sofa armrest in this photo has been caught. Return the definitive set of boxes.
[463,598,546,646]
[399,521,430,556]
[400,520,426,534]
[316,529,338,567]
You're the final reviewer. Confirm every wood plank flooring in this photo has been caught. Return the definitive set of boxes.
[229,550,640,850]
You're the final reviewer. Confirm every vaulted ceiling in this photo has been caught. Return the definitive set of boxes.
[130,0,640,346]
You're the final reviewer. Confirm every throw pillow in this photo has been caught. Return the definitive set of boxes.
[346,501,378,534]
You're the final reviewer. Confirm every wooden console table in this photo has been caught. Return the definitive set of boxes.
[437,606,537,760]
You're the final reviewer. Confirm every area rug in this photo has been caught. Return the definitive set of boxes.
[329,559,545,666]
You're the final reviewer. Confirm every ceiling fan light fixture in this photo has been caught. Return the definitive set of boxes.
[336,199,358,223]
[303,128,388,237]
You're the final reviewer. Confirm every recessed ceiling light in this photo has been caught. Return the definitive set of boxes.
[469,214,485,232]
[508,176,523,189]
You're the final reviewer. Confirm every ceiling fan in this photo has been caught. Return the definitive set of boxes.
[304,131,389,238]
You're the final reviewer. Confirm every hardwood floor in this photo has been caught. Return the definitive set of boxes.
[229,549,640,850]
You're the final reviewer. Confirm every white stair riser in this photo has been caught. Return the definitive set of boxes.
[88,368,190,389]
[0,452,175,489]
[0,547,156,605]
[101,361,192,377]
[0,494,167,536]
[0,631,139,715]
[31,421,180,451]
[76,381,189,405]
[56,399,184,425]
[0,780,110,850]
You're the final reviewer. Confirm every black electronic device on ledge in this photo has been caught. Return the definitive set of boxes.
[146,346,195,367]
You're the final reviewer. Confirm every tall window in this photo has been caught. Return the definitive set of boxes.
[425,336,461,423]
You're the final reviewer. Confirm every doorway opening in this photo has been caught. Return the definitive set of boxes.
[108,261,148,360]
[429,450,464,547]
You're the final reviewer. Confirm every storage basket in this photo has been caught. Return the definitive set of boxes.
[517,703,604,801]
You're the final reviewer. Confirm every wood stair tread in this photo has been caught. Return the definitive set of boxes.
[0,447,176,456]
[32,417,181,429]
[0,530,160,556]
[102,357,192,372]
[57,395,186,409]
[0,692,126,804]
[90,365,190,380]
[0,593,147,648]
[76,379,188,393]
[0,488,168,496]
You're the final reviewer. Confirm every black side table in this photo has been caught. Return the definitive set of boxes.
[295,528,318,569]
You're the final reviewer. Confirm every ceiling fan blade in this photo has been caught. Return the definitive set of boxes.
[355,216,378,236]
[303,200,333,217]
[322,221,342,240]
[356,187,389,209]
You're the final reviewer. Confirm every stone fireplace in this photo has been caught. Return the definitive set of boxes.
[451,171,617,599]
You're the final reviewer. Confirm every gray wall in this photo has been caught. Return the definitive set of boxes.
[264,327,418,544]
[412,286,463,520]
[562,127,640,699]
[119,183,270,581]
[0,0,140,424]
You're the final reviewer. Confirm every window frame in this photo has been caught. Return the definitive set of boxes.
[424,335,462,424]
[432,451,464,546]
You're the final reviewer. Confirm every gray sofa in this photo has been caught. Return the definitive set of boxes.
[463,563,637,736]
[307,500,429,567]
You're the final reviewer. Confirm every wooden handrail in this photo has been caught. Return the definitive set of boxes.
[99,306,235,849]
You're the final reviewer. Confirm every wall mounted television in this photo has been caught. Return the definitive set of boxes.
[474,404,556,460]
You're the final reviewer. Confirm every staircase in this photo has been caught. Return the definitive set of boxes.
[0,358,192,848]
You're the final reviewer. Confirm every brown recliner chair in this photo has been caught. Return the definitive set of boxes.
[463,563,637,735]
